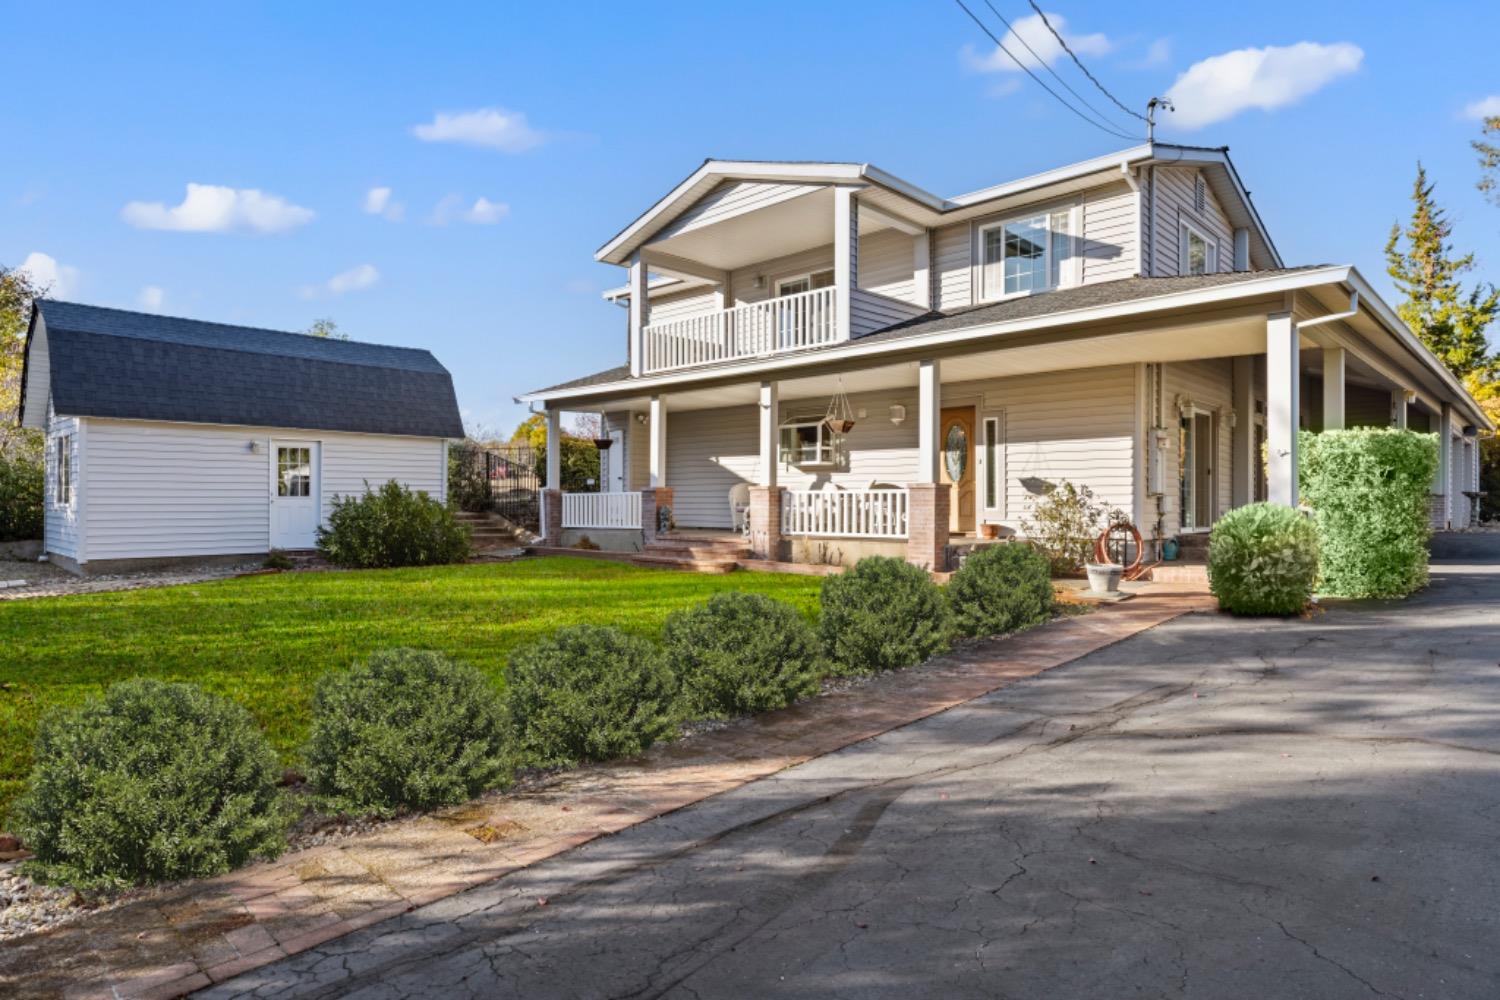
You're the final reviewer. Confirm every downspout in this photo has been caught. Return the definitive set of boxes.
[1145,165,1156,277]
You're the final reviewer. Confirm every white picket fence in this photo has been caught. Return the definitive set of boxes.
[562,492,642,529]
[642,286,837,373]
[781,489,908,538]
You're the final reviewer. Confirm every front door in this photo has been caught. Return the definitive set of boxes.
[270,441,320,549]
[940,406,976,534]
[606,429,625,492]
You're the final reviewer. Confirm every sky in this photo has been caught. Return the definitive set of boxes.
[6,1,1500,434]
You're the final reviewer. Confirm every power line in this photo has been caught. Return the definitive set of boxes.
[954,0,1142,141]
[981,0,1138,136]
[1027,0,1149,125]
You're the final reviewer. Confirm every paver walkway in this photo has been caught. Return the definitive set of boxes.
[1,584,1210,1000]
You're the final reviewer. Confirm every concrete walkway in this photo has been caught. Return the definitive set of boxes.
[199,534,1500,999]
[1,585,1209,1000]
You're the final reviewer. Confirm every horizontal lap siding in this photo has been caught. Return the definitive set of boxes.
[655,181,822,241]
[44,411,81,559]
[1346,384,1393,428]
[1162,359,1234,536]
[730,246,835,305]
[1081,183,1138,283]
[933,222,972,311]
[647,288,720,323]
[849,289,926,337]
[858,228,916,303]
[1151,166,1233,277]
[664,406,759,528]
[81,420,445,561]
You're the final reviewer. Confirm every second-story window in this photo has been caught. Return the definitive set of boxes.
[1181,220,1217,276]
[979,210,1073,300]
[775,270,835,297]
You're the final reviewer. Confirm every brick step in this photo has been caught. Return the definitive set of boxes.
[642,542,751,561]
[628,553,740,574]
[1147,562,1209,584]
[1174,533,1211,557]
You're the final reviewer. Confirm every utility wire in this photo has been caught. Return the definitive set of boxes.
[981,0,1138,136]
[1027,0,1149,125]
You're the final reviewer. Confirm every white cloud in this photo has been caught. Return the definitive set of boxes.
[464,197,510,224]
[121,183,315,233]
[412,107,545,152]
[1463,95,1500,120]
[1164,41,1363,130]
[300,263,379,299]
[17,251,79,298]
[1136,37,1172,69]
[962,11,1112,74]
[363,185,405,221]
[138,285,166,310]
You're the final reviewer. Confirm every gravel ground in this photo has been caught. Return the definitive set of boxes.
[0,558,266,601]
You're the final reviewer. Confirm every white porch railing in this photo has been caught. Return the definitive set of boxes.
[781,488,908,539]
[642,286,837,374]
[562,491,642,529]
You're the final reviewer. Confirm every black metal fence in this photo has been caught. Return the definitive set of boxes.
[450,443,542,531]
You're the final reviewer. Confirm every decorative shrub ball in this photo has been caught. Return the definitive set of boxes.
[506,625,680,767]
[1207,502,1320,615]
[948,542,1055,637]
[10,679,288,889]
[818,556,952,675]
[304,649,512,816]
[663,592,824,718]
[317,479,472,569]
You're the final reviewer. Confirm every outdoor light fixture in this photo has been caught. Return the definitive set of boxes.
[635,412,648,426]
[753,274,766,289]
[247,441,261,454]
[888,404,906,425]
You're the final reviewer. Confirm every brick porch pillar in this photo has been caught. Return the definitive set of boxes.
[906,482,950,572]
[641,487,674,544]
[748,486,782,560]
[540,488,562,546]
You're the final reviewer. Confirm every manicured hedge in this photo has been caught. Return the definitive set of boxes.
[1298,429,1439,598]
[318,479,472,568]
[1207,502,1320,615]
[819,556,951,675]
[947,543,1054,637]
[663,592,823,717]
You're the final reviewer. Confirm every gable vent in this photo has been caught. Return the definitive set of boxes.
[1194,174,1206,213]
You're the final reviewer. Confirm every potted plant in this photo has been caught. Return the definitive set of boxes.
[979,522,999,540]
[1085,560,1123,594]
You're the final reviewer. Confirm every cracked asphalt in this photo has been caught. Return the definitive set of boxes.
[202,533,1500,999]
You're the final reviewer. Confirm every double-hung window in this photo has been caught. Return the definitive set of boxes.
[1181,220,1217,276]
[979,209,1074,300]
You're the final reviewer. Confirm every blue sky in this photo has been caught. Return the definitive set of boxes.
[7,1,1499,434]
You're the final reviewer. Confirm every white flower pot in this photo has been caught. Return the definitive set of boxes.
[1086,562,1123,595]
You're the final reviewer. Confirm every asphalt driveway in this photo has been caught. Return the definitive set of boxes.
[206,533,1500,999]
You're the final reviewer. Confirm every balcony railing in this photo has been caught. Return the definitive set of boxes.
[781,488,908,539]
[642,286,837,374]
[562,491,642,529]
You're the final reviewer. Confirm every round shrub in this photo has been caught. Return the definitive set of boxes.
[1207,503,1320,615]
[9,679,287,889]
[948,543,1055,637]
[506,625,679,767]
[818,556,951,675]
[304,649,512,816]
[663,592,823,718]
[317,479,472,569]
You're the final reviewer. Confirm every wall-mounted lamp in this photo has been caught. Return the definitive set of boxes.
[888,404,906,426]
[247,441,261,454]
[634,412,648,426]
[1403,389,1417,404]
[753,274,766,290]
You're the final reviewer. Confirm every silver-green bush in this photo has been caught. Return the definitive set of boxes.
[663,592,823,718]
[1298,429,1439,598]
[10,679,288,889]
[948,543,1055,637]
[506,625,679,767]
[317,480,472,569]
[305,649,512,816]
[818,556,951,675]
[1207,503,1320,615]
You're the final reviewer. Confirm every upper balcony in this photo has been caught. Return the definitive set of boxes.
[610,182,933,376]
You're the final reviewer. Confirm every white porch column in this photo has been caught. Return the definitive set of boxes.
[1266,312,1300,507]
[912,230,932,310]
[758,380,779,487]
[1231,356,1255,507]
[628,254,648,377]
[1391,389,1409,429]
[1321,347,1346,431]
[545,407,562,489]
[648,395,667,488]
[1436,402,1453,528]
[917,359,941,483]
[833,186,857,342]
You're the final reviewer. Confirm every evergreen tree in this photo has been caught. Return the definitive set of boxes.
[1474,115,1500,207]
[1384,163,1498,380]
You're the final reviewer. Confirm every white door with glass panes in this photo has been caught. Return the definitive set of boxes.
[270,441,320,549]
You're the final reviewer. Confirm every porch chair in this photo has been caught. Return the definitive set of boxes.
[728,483,751,536]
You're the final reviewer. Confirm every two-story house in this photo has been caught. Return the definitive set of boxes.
[519,143,1492,571]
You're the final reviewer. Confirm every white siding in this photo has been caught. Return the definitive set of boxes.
[647,287,720,323]
[654,180,821,242]
[1150,166,1233,278]
[664,406,759,528]
[1079,181,1138,283]
[730,245,834,306]
[849,288,927,337]
[933,221,972,311]
[79,419,447,562]
[1161,359,1234,536]
[43,408,82,560]
[858,228,917,303]
[20,316,50,429]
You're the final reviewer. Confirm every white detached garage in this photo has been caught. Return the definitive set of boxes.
[18,301,465,574]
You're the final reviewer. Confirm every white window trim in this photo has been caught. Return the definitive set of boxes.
[52,432,73,510]
[778,416,844,469]
[976,204,1078,303]
[774,269,836,297]
[977,410,1006,521]
[1179,217,1218,277]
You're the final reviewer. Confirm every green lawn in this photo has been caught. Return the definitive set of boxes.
[0,557,825,820]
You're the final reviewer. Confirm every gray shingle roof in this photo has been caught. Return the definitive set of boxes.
[528,268,1333,397]
[31,301,465,438]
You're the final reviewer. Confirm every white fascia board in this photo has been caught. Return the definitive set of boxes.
[948,145,1153,206]
[1145,145,1283,268]
[601,275,688,302]
[1345,267,1494,430]
[520,266,1352,404]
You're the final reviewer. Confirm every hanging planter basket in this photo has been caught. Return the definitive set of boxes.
[823,377,857,435]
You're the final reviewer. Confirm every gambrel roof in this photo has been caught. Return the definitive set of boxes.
[20,301,465,439]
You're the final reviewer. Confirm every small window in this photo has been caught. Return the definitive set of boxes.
[775,270,835,297]
[778,418,844,467]
[53,434,72,507]
[980,211,1071,300]
[980,414,1005,518]
[277,446,312,497]
[1182,221,1217,276]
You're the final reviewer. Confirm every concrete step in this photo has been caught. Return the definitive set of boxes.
[642,542,751,561]
[629,553,740,574]
[1147,562,1209,584]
